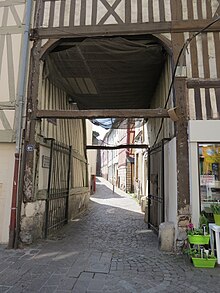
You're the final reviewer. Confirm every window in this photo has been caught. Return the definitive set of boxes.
[199,144,220,214]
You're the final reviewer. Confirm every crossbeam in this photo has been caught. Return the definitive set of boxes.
[86,144,148,150]
[36,109,169,119]
[30,20,220,40]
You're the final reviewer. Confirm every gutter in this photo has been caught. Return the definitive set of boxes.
[8,0,33,249]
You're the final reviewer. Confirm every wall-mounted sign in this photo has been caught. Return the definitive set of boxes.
[42,155,50,169]
[26,144,35,152]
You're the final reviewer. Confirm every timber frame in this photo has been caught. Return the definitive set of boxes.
[23,0,220,245]
[0,0,26,142]
[36,109,170,119]
[31,20,220,40]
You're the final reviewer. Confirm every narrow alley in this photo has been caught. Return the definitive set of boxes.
[0,177,220,293]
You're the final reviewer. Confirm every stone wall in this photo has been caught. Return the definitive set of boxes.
[19,188,90,244]
[20,201,46,245]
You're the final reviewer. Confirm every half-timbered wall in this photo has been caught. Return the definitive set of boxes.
[20,0,220,245]
[38,0,219,28]
[147,58,174,146]
[185,31,220,120]
[0,0,26,243]
[20,70,89,244]
[38,72,87,189]
[33,0,220,123]
[0,0,26,142]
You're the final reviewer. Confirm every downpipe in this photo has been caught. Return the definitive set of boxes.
[8,0,33,249]
[8,153,19,248]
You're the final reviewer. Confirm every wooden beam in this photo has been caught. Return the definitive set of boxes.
[31,19,220,40]
[86,144,148,150]
[36,109,170,119]
[187,78,220,88]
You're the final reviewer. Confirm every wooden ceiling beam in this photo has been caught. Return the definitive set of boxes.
[36,109,170,119]
[86,144,148,150]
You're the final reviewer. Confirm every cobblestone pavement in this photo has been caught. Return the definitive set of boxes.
[0,177,220,293]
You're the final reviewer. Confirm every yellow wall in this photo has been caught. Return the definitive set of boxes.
[0,143,15,243]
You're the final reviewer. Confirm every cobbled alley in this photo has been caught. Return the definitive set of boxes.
[0,177,220,293]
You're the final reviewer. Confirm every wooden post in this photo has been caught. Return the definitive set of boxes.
[23,39,42,202]
[175,77,190,208]
[174,77,191,250]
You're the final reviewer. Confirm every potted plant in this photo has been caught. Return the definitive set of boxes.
[187,223,210,245]
[189,248,217,268]
[211,203,220,225]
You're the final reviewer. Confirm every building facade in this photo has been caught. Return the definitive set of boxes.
[0,1,219,249]
[0,0,27,243]
[100,122,135,193]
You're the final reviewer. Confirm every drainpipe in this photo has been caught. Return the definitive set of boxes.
[8,0,33,249]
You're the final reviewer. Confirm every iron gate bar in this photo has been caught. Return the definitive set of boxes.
[161,139,165,222]
[44,139,71,238]
[45,139,54,238]
[65,145,72,224]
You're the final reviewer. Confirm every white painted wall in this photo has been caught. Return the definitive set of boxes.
[188,120,220,226]
[189,121,220,142]
[188,142,200,227]
[0,143,15,243]
[164,138,177,227]
[38,145,50,190]
[86,120,97,177]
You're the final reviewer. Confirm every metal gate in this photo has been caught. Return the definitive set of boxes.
[45,139,71,238]
[147,139,166,231]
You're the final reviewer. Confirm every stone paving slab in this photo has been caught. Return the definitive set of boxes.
[0,177,220,292]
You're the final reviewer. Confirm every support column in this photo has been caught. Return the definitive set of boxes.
[23,39,42,202]
[175,77,191,250]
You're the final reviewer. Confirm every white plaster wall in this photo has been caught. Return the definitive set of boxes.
[142,124,148,197]
[88,150,97,175]
[118,166,126,191]
[189,142,200,227]
[38,145,50,190]
[189,121,220,142]
[164,138,177,226]
[86,120,97,178]
[0,143,15,243]
[188,120,220,227]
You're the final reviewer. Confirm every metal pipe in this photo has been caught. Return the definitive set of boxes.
[147,150,151,229]
[161,139,165,222]
[8,0,33,248]
[16,0,33,154]
[112,149,114,193]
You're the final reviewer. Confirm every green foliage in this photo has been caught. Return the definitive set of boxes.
[209,252,216,259]
[186,247,215,259]
[210,203,220,215]
[199,214,209,233]
[187,228,203,236]
[187,214,210,235]
[185,247,198,257]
